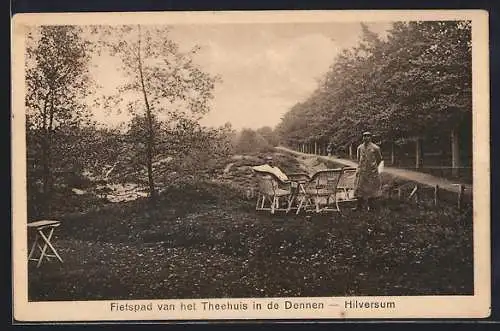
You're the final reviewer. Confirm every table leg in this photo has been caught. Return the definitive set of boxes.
[39,229,63,264]
[37,228,55,267]
[28,232,39,260]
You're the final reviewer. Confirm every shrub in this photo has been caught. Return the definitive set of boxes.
[233,129,274,154]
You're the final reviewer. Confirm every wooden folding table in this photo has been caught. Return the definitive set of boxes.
[28,220,64,268]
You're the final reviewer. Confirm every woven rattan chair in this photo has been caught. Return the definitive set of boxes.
[296,168,343,213]
[253,168,293,214]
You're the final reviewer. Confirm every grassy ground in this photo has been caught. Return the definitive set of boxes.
[28,174,473,301]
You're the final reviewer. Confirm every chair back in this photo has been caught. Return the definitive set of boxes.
[287,172,311,183]
[253,168,282,195]
[338,167,358,190]
[307,168,343,191]
[336,167,358,201]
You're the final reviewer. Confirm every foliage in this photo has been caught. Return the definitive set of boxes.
[25,25,95,216]
[277,21,472,149]
[93,25,219,199]
[256,126,279,147]
[233,128,274,154]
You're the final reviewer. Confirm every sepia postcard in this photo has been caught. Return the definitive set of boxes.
[11,10,490,322]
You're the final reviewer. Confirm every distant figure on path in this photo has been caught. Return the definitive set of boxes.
[353,132,383,211]
[326,143,333,157]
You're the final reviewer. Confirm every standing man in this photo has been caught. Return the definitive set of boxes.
[353,132,383,211]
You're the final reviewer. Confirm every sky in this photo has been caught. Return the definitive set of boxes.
[90,22,391,130]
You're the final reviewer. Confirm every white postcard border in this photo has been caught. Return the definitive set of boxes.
[11,9,491,321]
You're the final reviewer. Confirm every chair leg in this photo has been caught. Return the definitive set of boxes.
[315,197,321,213]
[271,197,276,214]
[307,197,313,211]
[286,196,293,213]
[336,195,342,215]
[257,195,266,210]
[296,196,304,215]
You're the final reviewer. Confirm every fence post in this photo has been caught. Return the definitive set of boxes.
[434,185,439,206]
[458,184,464,210]
[451,129,460,178]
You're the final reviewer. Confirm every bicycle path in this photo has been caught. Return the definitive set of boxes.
[277,146,473,196]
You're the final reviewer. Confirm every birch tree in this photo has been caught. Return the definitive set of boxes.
[97,25,218,201]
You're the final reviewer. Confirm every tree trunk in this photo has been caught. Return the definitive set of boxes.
[390,141,395,165]
[314,141,317,155]
[45,94,55,214]
[349,144,353,160]
[137,25,156,201]
[41,133,50,215]
[451,129,460,177]
[415,138,423,169]
[40,91,52,216]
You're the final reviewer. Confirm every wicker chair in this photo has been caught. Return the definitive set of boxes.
[336,167,358,204]
[296,168,343,214]
[253,168,293,214]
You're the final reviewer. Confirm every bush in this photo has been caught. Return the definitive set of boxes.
[233,129,274,154]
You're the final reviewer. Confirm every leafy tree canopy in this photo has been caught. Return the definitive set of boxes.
[277,21,472,148]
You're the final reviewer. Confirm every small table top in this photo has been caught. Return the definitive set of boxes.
[28,220,61,228]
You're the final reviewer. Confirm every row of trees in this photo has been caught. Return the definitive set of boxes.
[276,21,472,160]
[25,25,231,216]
